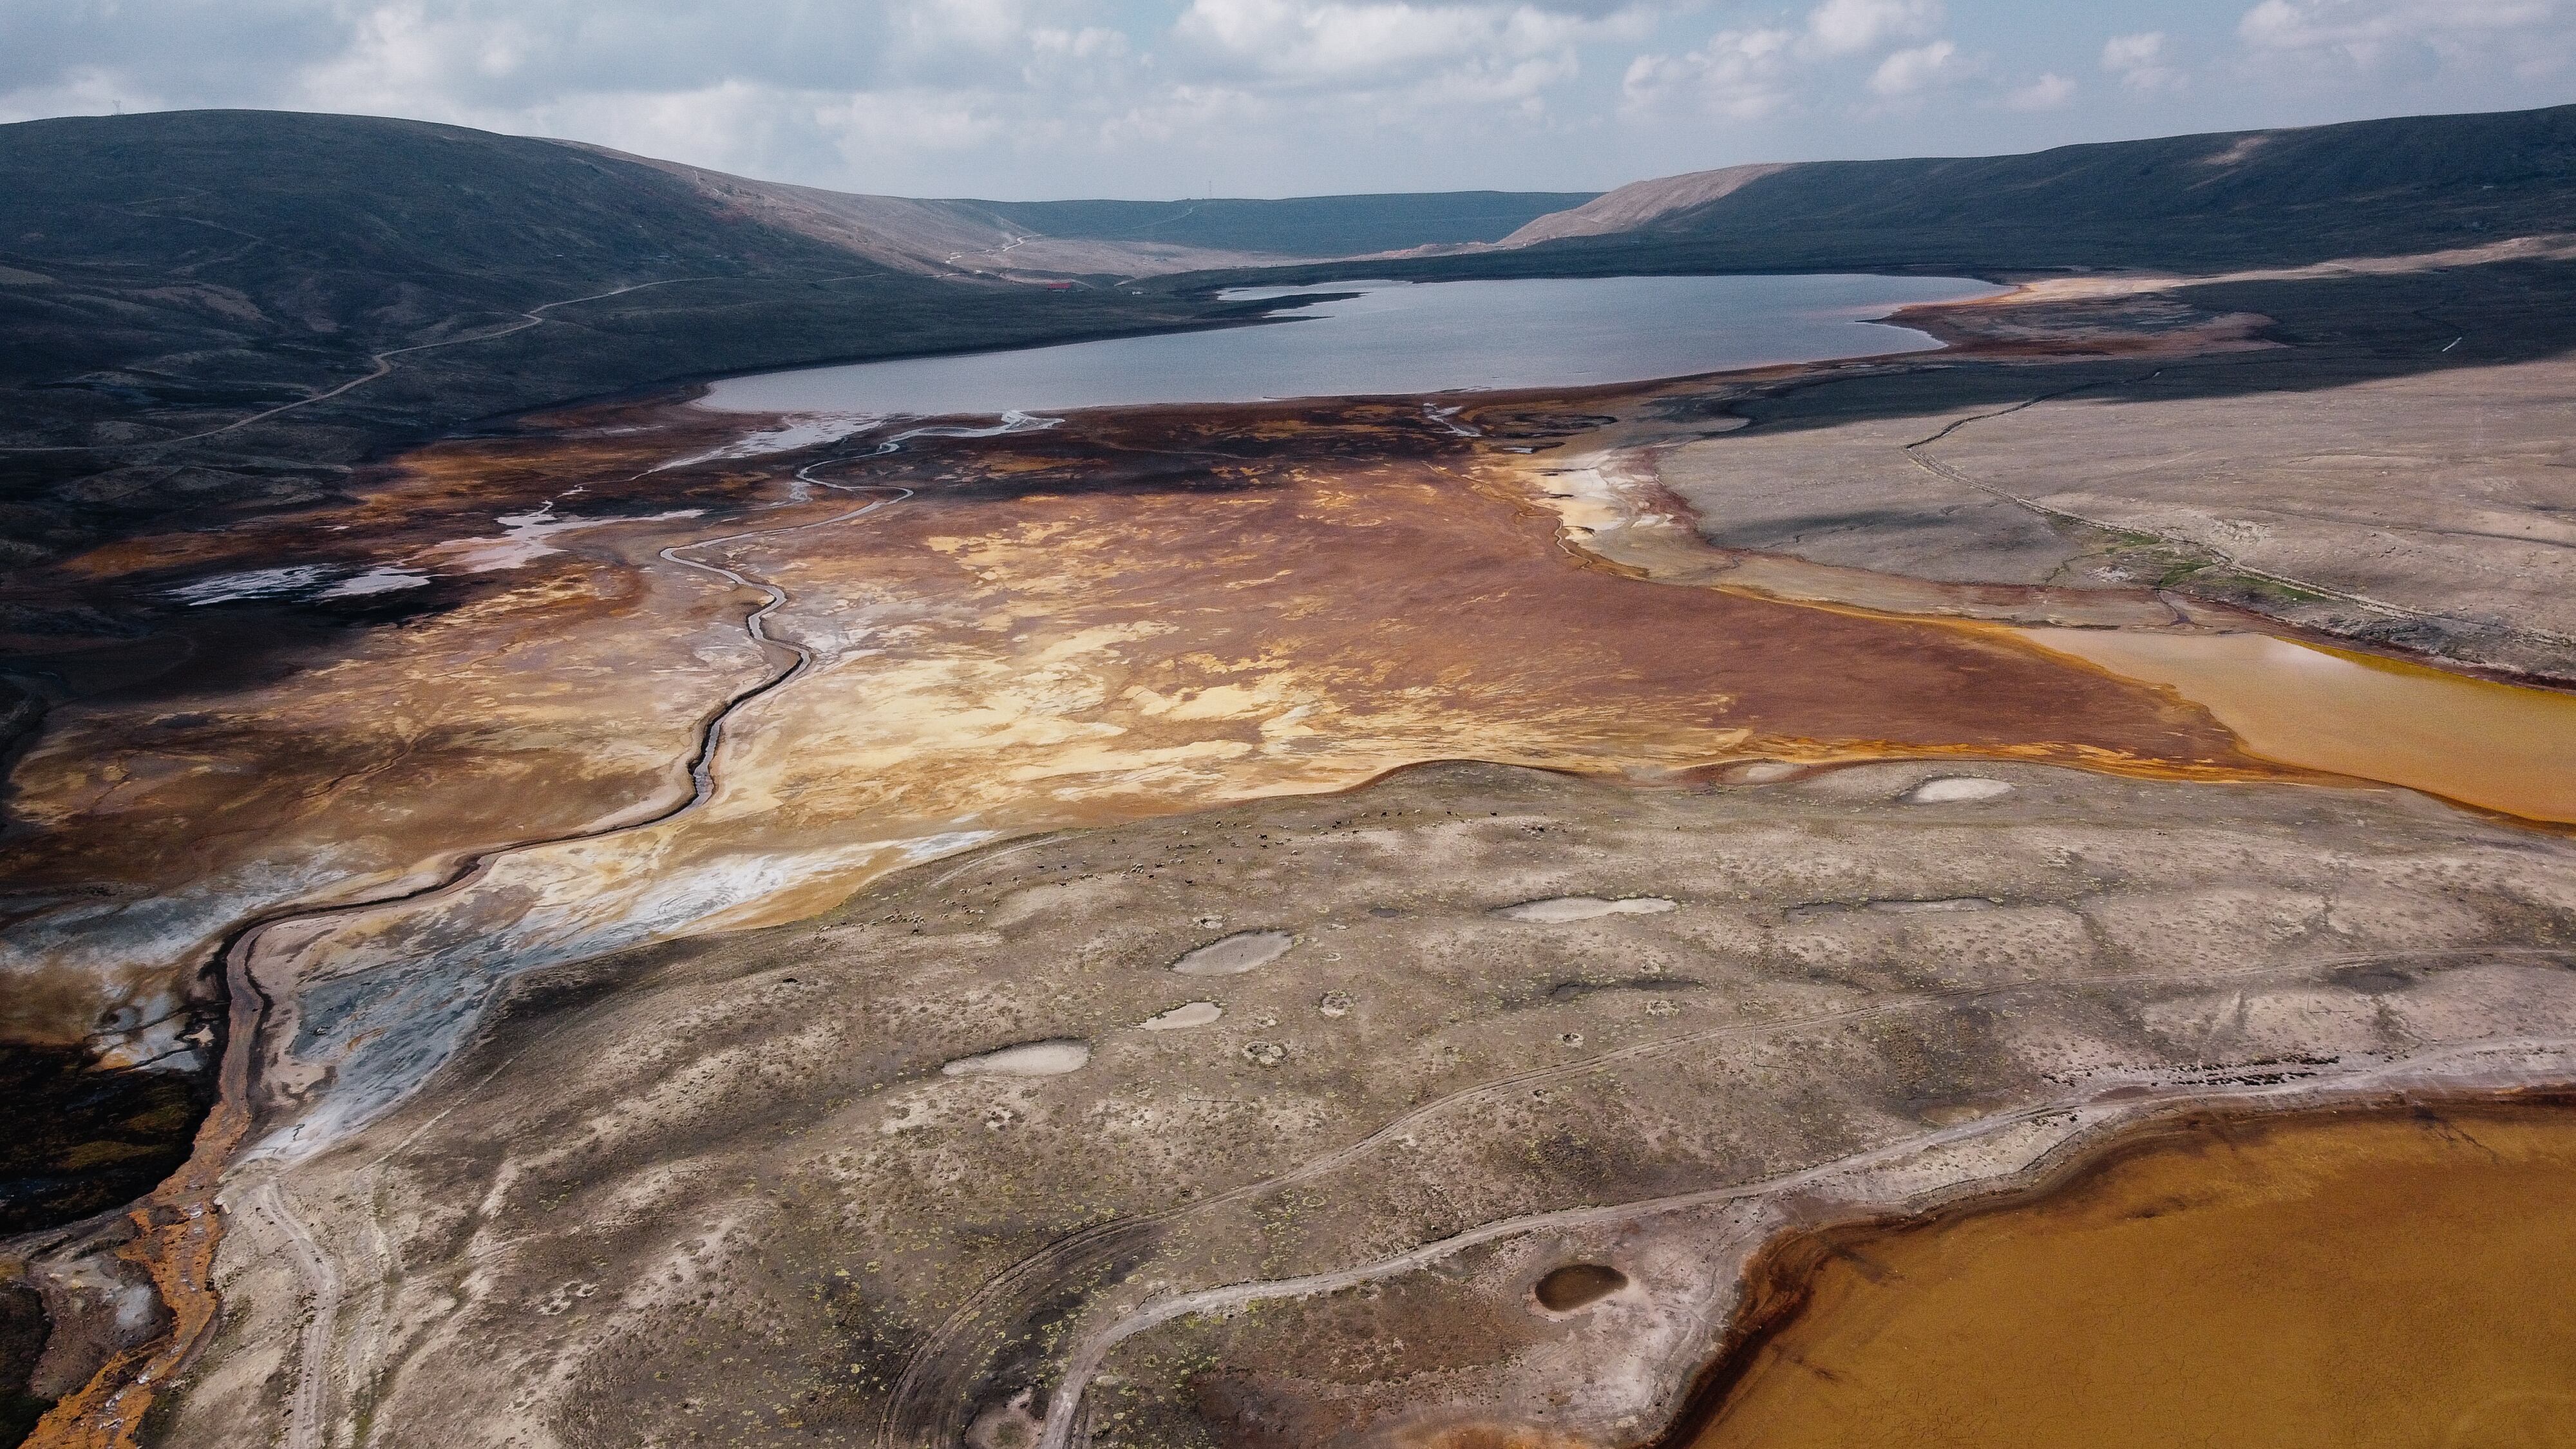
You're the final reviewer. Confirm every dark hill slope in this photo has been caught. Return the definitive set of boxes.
[1580,102,2576,265]
[0,110,1222,549]
[0,109,1218,419]
[0,108,860,332]
[1211,103,2576,287]
[0,109,1231,768]
[971,191,1598,256]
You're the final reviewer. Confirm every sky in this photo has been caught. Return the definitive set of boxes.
[4,1,2573,198]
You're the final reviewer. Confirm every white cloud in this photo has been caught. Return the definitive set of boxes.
[5,0,2572,196]
[1622,25,1797,117]
[1802,0,1942,57]
[2238,0,2567,71]
[2102,30,2186,91]
[1868,37,1960,94]
[2000,71,2076,109]
[1171,0,1643,89]
[1626,0,1956,118]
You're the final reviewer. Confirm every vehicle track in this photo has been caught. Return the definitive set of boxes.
[1034,1028,2576,1449]
[880,942,2576,1449]
[1,276,726,455]
[1902,372,2576,654]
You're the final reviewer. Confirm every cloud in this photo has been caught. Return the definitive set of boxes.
[1171,0,1648,90]
[2238,0,2567,72]
[1802,0,1942,57]
[2000,71,2076,109]
[1622,25,1796,117]
[4,0,2570,196]
[1868,38,1961,95]
[2101,30,2186,91]
[1625,0,1953,117]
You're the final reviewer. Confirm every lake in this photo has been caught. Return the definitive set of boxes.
[694,274,2004,418]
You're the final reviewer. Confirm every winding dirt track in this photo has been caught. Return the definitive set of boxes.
[238,1179,337,1449]
[21,461,915,1449]
[0,276,726,456]
[1029,1022,2576,1449]
[1900,375,2576,656]
[886,945,2576,1449]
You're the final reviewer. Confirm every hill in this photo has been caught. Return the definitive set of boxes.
[0,109,1596,569]
[600,147,1593,274]
[1206,102,2576,287]
[972,191,1598,256]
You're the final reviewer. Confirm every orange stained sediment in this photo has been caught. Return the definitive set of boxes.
[264,399,2280,987]
[1686,1102,2576,1449]
[4,394,2300,1448]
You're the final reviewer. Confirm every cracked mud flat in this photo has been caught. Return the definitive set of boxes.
[10,258,2576,1448]
[153,759,2576,1449]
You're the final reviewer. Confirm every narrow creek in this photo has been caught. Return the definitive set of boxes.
[19,473,917,1449]
[1683,1101,2576,1449]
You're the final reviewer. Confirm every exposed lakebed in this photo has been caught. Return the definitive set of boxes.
[696,274,2002,417]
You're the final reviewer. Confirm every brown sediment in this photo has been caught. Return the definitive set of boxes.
[1884,283,2280,361]
[0,388,2365,1447]
[1669,1094,2576,1449]
[19,931,265,1449]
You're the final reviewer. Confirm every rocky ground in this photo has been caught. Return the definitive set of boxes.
[155,759,2576,1449]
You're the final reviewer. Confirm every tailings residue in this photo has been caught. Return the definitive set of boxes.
[1690,1103,2576,1449]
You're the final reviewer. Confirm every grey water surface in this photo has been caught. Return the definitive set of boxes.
[696,273,2004,417]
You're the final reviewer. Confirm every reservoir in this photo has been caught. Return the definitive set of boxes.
[1687,1103,2576,1449]
[696,274,2003,417]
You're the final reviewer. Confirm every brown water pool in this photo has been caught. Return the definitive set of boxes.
[1689,1102,2576,1449]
